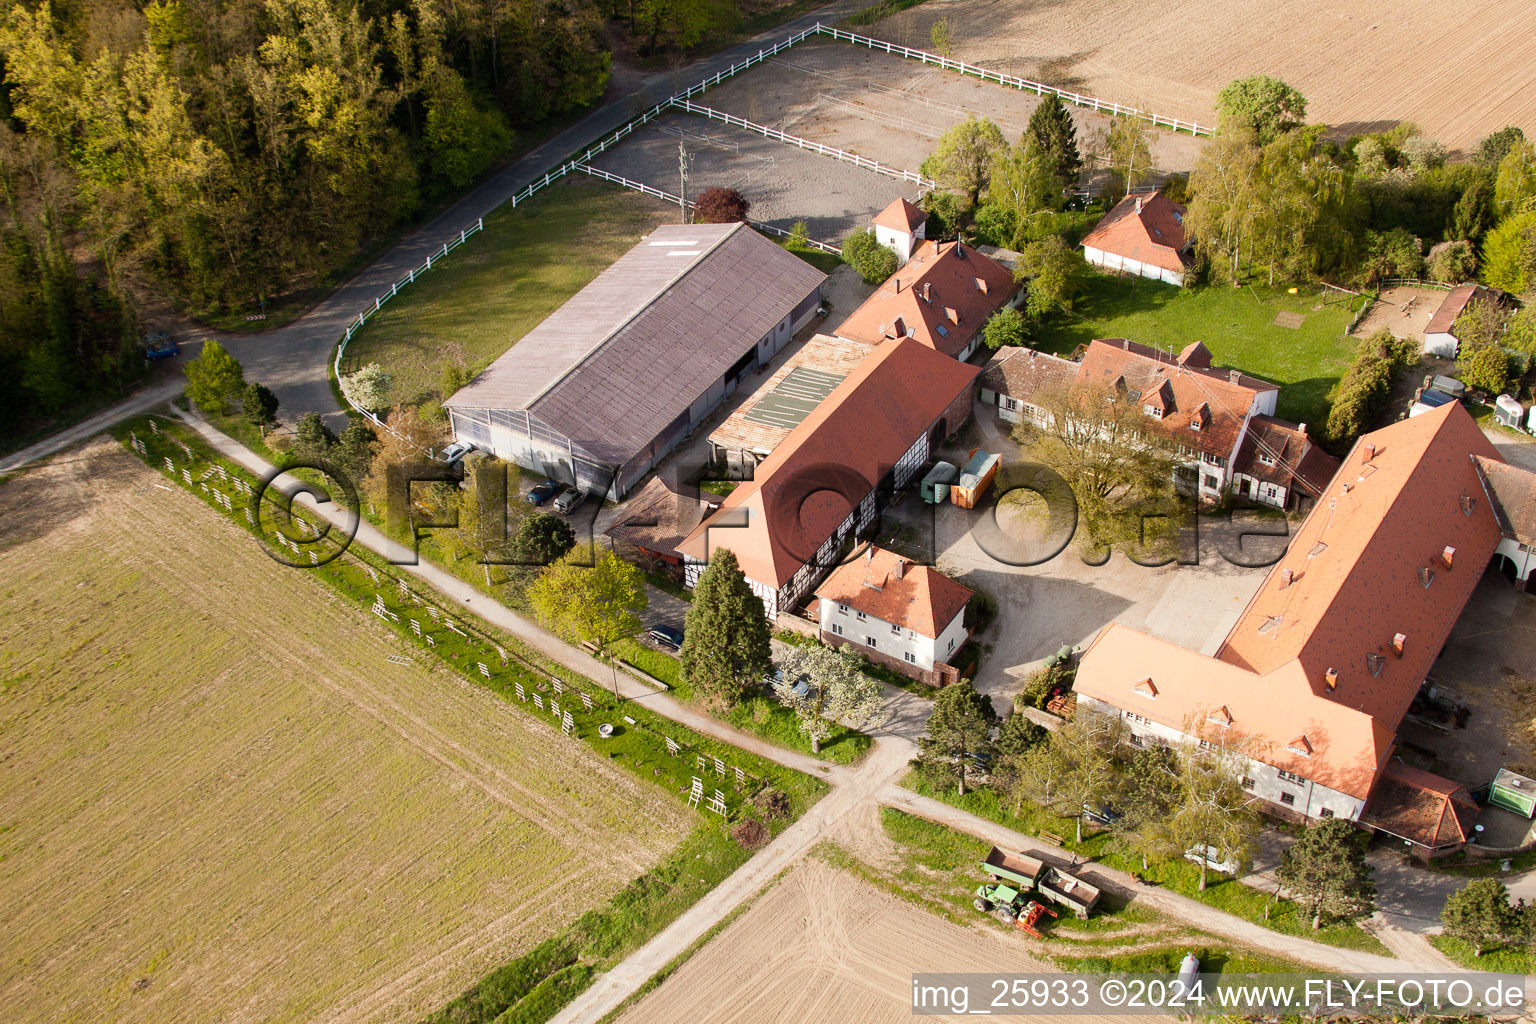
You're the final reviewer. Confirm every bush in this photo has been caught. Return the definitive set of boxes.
[981,307,1026,351]
[752,787,791,820]
[1426,240,1477,283]
[730,819,769,850]
[922,190,967,241]
[1459,345,1513,396]
[1482,211,1536,295]
[694,187,749,224]
[841,229,899,284]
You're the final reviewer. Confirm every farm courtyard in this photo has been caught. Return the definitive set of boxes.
[0,442,692,1024]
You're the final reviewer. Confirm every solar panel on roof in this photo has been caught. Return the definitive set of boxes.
[743,366,847,430]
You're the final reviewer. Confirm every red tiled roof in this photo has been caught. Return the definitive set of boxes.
[1076,339,1272,460]
[1360,761,1480,849]
[1233,415,1340,499]
[1474,455,1536,546]
[1080,191,1190,274]
[1076,403,1506,802]
[836,240,1015,358]
[814,545,972,638]
[1217,402,1503,724]
[977,346,1078,407]
[677,339,979,587]
[1424,284,1504,337]
[874,197,927,233]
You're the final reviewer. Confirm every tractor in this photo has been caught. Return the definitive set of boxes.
[973,881,1030,925]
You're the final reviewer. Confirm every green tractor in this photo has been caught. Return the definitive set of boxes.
[973,881,1030,925]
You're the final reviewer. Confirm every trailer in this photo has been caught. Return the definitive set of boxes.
[1494,395,1525,430]
[951,449,1000,509]
[981,846,1044,889]
[1036,865,1101,919]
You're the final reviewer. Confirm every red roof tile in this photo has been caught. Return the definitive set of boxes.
[1233,415,1340,499]
[1474,455,1536,546]
[1360,761,1480,848]
[836,240,1015,358]
[1081,191,1190,274]
[874,197,927,233]
[677,339,979,587]
[977,346,1078,407]
[814,545,972,638]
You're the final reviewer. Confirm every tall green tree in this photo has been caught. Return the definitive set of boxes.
[1277,818,1376,929]
[1494,139,1536,216]
[1481,210,1536,294]
[1026,94,1081,193]
[527,545,647,693]
[988,136,1060,245]
[772,643,882,754]
[914,679,998,796]
[1478,126,1525,168]
[981,306,1026,351]
[1015,236,1086,319]
[1106,744,1182,871]
[1104,114,1153,198]
[1025,709,1128,842]
[841,228,899,284]
[291,411,337,461]
[1215,75,1307,144]
[680,549,772,710]
[183,339,245,414]
[243,382,280,427]
[1441,879,1525,957]
[1162,734,1261,890]
[1185,129,1262,281]
[922,115,1006,206]
[515,512,575,565]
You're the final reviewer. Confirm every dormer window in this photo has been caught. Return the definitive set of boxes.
[1132,678,1158,698]
[1418,566,1434,588]
[1189,418,1201,431]
[1288,734,1314,757]
[1441,546,1456,569]
[1461,494,1476,517]
[1258,615,1281,634]
[1258,452,1276,466]
[1366,653,1385,677]
[1392,632,1406,657]
[1144,404,1163,418]
[1324,667,1338,691]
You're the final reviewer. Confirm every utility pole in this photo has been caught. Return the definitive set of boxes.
[678,140,692,224]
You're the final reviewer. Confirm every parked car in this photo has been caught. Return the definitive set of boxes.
[553,487,586,515]
[1183,845,1240,876]
[526,479,561,505]
[767,667,812,698]
[647,624,684,650]
[440,441,473,465]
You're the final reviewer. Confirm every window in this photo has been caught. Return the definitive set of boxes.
[947,637,956,653]
[1280,792,1296,807]
[855,610,866,621]
[1124,712,1151,726]
[837,603,848,615]
[935,323,949,337]
[1241,777,1254,790]
[1277,769,1306,785]
[904,651,916,664]
[1188,419,1201,432]
[1258,453,1276,467]
[1320,807,1335,818]
[865,636,878,648]
[891,623,901,635]
[831,623,843,637]
[1143,404,1163,418]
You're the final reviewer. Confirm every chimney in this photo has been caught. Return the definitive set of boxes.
[1228,369,1241,384]
[893,558,905,581]
[1441,546,1455,569]
[1391,632,1406,657]
[1363,442,1376,462]
[1298,422,1307,436]
[1122,339,1131,350]
[1281,568,1295,588]
[1135,196,1144,214]
[922,282,932,302]
[894,278,901,292]
[1324,667,1338,690]
[864,546,873,564]
[956,242,967,259]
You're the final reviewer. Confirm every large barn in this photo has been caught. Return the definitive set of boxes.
[443,223,825,498]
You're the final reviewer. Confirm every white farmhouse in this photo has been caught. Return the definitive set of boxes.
[814,545,972,687]
[872,197,927,265]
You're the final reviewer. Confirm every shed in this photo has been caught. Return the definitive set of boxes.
[1490,768,1536,818]
[1495,395,1525,430]
[951,450,1000,509]
[921,460,959,503]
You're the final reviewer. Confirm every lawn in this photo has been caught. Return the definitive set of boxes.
[1430,934,1533,974]
[1030,273,1357,427]
[611,638,874,765]
[341,177,679,407]
[91,414,827,1024]
[900,772,1391,956]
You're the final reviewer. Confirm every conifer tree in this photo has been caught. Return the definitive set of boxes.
[680,549,772,710]
[1027,94,1082,192]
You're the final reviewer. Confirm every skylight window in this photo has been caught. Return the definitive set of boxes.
[1308,542,1327,558]
[935,323,949,337]
[1258,615,1281,635]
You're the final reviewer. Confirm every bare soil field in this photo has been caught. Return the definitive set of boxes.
[589,112,919,243]
[698,39,1203,181]
[617,859,1169,1024]
[862,0,1536,150]
[0,443,691,1024]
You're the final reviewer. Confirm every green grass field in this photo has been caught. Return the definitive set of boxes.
[1030,274,1357,428]
[342,177,678,407]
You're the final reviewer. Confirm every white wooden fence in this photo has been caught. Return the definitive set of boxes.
[334,20,1210,431]
[577,164,841,254]
[812,25,1214,137]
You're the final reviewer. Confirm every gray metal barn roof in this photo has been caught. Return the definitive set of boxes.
[444,222,826,466]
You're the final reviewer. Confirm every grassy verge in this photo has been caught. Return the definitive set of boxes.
[822,809,1310,974]
[1430,935,1533,974]
[112,411,827,1024]
[341,176,677,407]
[611,638,874,765]
[1426,847,1536,877]
[901,773,1391,956]
[1029,274,1355,427]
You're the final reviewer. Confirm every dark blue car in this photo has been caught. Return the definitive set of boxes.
[647,624,684,650]
[526,480,561,505]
